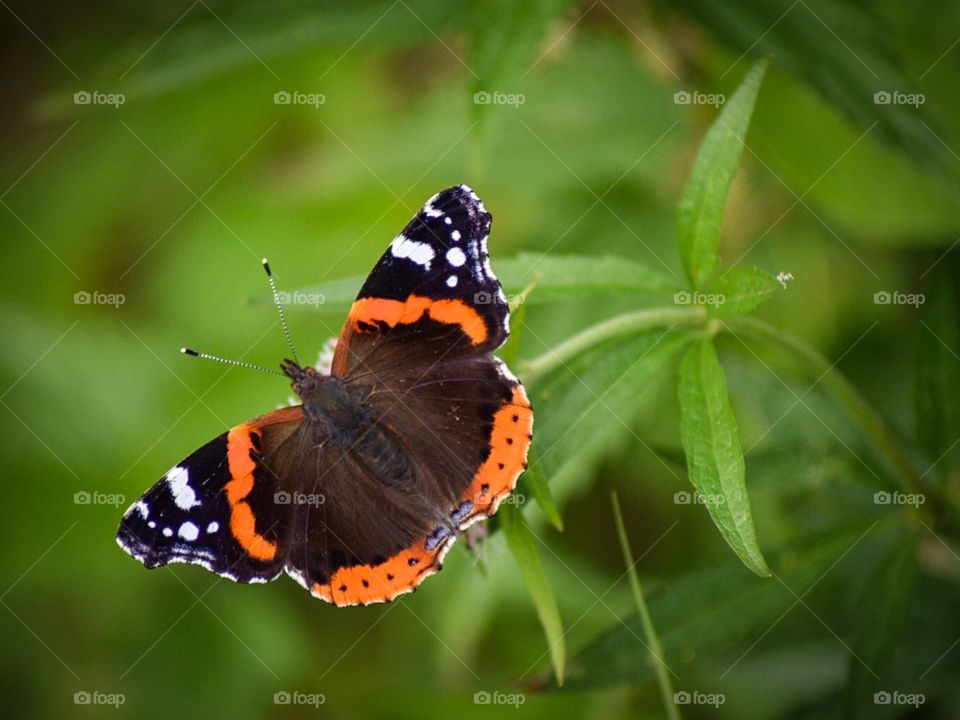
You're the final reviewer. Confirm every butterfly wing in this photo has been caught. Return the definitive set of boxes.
[331,184,508,376]
[117,406,303,583]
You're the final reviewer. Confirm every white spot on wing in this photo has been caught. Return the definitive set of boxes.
[446,247,466,267]
[451,230,461,241]
[165,466,201,510]
[178,522,199,542]
[446,275,458,287]
[162,527,173,538]
[390,234,435,269]
[207,521,219,533]
[423,193,444,218]
[134,501,149,519]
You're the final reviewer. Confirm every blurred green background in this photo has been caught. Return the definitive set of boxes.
[3,1,960,718]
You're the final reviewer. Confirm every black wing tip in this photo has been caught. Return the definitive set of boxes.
[426,185,491,237]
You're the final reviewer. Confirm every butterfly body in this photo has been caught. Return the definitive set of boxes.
[118,185,532,606]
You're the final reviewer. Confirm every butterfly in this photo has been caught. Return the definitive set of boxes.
[117,185,533,606]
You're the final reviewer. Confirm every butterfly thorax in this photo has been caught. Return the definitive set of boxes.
[282,360,417,488]
[283,361,368,437]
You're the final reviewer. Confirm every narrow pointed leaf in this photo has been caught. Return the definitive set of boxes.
[501,502,565,685]
[707,266,781,318]
[678,339,770,576]
[677,58,768,288]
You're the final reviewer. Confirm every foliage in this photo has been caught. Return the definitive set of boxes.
[3,1,960,719]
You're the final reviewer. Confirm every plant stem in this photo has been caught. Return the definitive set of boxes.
[724,316,923,495]
[610,492,680,720]
[520,306,707,384]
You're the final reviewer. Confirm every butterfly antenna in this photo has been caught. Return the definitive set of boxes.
[180,347,285,376]
[262,258,300,365]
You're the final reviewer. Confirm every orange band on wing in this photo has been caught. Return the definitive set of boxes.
[311,539,448,607]
[225,424,277,562]
[348,294,488,345]
[461,384,533,522]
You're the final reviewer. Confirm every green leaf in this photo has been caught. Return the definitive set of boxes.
[518,448,563,531]
[500,502,565,686]
[610,493,679,720]
[916,257,960,481]
[283,252,675,313]
[678,339,770,576]
[534,330,698,491]
[677,58,768,288]
[707,266,781,318]
[842,529,918,719]
[555,521,876,690]
[671,0,952,176]
[499,290,528,368]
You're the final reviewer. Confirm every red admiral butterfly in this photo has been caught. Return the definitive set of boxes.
[117,185,533,606]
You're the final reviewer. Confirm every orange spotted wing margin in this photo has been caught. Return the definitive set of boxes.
[116,406,303,583]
